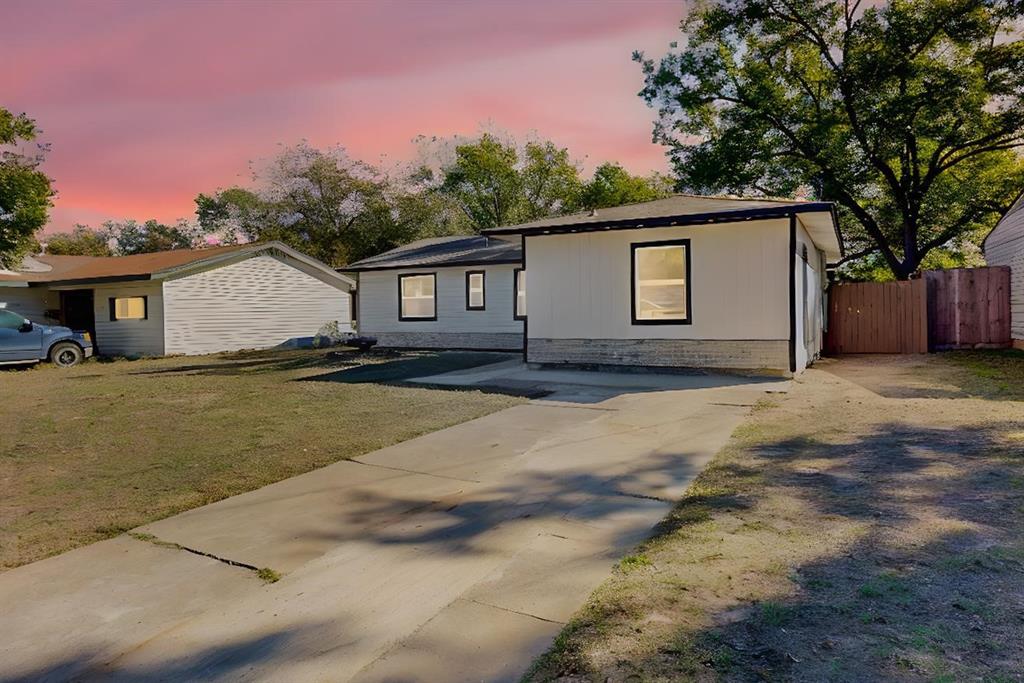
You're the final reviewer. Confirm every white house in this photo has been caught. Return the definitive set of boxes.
[0,241,354,357]
[482,195,843,375]
[346,235,524,350]
[983,191,1024,347]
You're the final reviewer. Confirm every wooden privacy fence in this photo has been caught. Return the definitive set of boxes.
[924,267,1011,350]
[826,280,928,354]
[825,266,1011,354]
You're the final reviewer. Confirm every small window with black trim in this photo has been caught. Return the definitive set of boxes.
[466,271,485,310]
[631,239,690,324]
[110,296,147,321]
[514,268,526,320]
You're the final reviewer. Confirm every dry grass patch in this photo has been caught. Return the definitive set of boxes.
[526,353,1024,682]
[0,348,522,570]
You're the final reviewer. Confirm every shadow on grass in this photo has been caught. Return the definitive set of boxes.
[530,419,1024,681]
[302,351,515,384]
[125,348,516,382]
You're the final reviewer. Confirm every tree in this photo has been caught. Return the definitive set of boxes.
[0,109,54,266]
[103,219,199,255]
[580,162,674,209]
[429,133,583,230]
[43,225,112,256]
[635,0,1024,280]
[196,142,470,266]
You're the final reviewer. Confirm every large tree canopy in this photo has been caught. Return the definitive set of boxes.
[636,0,1024,279]
[0,109,54,267]
[423,132,673,230]
[430,133,582,229]
[580,162,674,210]
[196,142,468,266]
[43,225,113,256]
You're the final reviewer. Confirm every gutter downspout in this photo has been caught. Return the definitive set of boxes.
[788,213,797,375]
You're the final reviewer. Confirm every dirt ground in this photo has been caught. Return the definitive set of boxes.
[527,352,1024,682]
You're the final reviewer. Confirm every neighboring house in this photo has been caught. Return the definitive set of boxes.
[481,195,843,375]
[983,191,1024,348]
[345,235,524,350]
[0,241,354,357]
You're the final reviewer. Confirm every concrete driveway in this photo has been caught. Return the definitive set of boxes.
[0,366,786,682]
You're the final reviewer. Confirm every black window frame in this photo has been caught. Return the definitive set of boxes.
[109,295,148,322]
[630,238,692,326]
[465,270,486,311]
[513,267,526,321]
[397,272,437,322]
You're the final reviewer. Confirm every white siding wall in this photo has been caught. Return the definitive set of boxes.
[92,282,165,357]
[985,195,1024,340]
[526,219,791,341]
[794,220,825,372]
[162,255,351,356]
[0,286,57,322]
[358,265,524,336]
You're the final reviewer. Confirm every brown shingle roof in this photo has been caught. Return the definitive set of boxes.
[0,244,253,284]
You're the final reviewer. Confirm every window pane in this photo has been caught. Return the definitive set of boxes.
[634,245,687,321]
[515,270,526,317]
[0,310,26,329]
[114,297,145,320]
[468,273,484,308]
[401,275,435,318]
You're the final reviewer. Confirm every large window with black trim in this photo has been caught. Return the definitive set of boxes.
[398,273,436,321]
[466,271,485,310]
[110,296,147,321]
[514,268,526,320]
[631,239,691,324]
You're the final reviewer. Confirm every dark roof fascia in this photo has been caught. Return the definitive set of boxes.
[44,274,152,287]
[343,257,523,273]
[483,202,836,236]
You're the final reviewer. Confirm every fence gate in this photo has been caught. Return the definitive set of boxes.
[825,280,928,354]
[924,267,1011,350]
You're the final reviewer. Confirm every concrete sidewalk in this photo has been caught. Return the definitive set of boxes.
[0,369,786,683]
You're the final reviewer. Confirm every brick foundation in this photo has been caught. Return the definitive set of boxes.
[527,338,790,373]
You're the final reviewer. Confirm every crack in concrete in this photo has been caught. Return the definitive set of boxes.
[349,458,483,484]
[463,598,566,625]
[128,532,280,582]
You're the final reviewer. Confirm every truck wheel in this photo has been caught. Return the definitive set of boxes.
[50,342,84,368]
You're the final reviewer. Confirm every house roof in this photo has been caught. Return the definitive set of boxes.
[982,188,1024,252]
[482,194,844,263]
[344,235,522,272]
[0,241,355,288]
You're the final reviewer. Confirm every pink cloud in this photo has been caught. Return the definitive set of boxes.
[2,0,687,230]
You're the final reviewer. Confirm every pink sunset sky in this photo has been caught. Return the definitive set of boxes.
[2,0,687,232]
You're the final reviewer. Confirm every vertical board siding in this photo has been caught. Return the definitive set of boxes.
[527,220,791,341]
[357,265,523,337]
[163,255,351,356]
[826,280,928,354]
[924,266,1011,349]
[92,282,165,356]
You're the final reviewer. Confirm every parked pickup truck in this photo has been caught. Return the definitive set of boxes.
[0,307,93,367]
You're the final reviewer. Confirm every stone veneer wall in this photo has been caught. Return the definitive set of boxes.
[374,331,522,351]
[527,338,790,373]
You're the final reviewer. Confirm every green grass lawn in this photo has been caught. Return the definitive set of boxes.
[526,351,1024,682]
[0,348,521,570]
